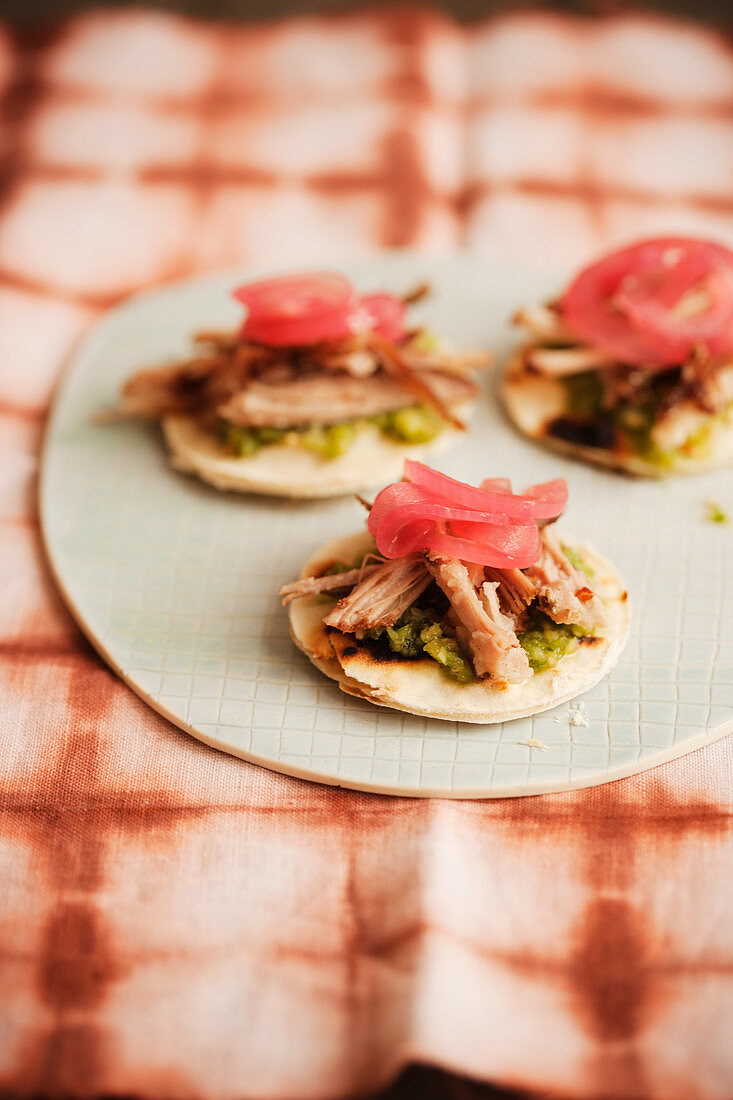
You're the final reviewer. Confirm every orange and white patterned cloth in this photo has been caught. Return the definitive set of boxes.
[2,8,733,1098]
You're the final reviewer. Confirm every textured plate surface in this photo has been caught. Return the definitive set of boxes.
[41,253,733,798]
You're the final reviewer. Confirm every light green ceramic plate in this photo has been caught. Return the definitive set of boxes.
[40,253,733,797]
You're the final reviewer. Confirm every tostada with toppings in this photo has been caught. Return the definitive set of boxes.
[280,461,630,723]
[118,272,483,498]
[502,237,733,476]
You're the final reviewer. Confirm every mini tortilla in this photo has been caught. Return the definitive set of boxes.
[162,408,471,499]
[288,531,630,724]
[500,349,733,478]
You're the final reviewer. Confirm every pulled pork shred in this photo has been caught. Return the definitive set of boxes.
[281,524,604,684]
[322,555,432,633]
[279,564,380,606]
[427,558,531,684]
[485,566,537,628]
[526,527,604,633]
[120,330,481,429]
[218,368,476,429]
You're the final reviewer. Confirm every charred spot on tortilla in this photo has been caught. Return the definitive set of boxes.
[355,645,419,668]
[546,416,616,451]
[282,462,630,724]
[116,271,488,499]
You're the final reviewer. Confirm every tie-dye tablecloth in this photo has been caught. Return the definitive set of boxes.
[2,8,733,1098]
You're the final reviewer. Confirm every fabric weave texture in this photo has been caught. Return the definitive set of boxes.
[1,7,733,1098]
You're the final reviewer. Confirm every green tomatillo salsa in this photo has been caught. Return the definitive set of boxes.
[218,403,446,462]
[321,546,597,684]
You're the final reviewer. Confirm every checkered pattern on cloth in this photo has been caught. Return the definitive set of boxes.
[1,8,733,1098]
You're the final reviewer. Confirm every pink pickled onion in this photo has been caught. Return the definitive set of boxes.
[368,462,566,569]
[367,481,426,537]
[361,293,406,342]
[403,460,567,520]
[561,237,733,367]
[430,525,541,568]
[375,500,533,558]
[235,273,357,346]
[521,478,569,517]
[403,461,533,518]
[233,272,406,347]
[378,519,541,570]
[367,482,534,539]
[480,477,512,493]
[614,256,733,361]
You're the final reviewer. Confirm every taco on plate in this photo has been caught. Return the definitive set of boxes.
[118,273,483,498]
[280,461,630,723]
[502,237,733,476]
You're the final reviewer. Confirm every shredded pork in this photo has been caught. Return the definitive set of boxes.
[368,333,468,429]
[426,556,531,684]
[278,565,379,606]
[323,555,432,633]
[524,346,616,377]
[120,329,481,428]
[485,566,538,628]
[526,527,604,632]
[513,304,576,345]
[218,367,477,429]
[121,359,231,418]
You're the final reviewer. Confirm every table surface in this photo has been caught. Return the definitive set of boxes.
[2,6,733,1100]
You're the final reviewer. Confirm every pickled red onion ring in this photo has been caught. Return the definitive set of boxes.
[561,237,733,367]
[620,249,710,310]
[366,482,427,537]
[233,273,407,347]
[521,478,569,517]
[377,519,541,570]
[361,294,406,343]
[380,517,434,560]
[403,461,534,519]
[367,482,537,540]
[427,530,539,569]
[615,260,733,361]
[368,462,566,569]
[404,461,567,519]
[235,273,358,346]
[234,272,353,319]
[375,500,532,558]
[480,477,512,493]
